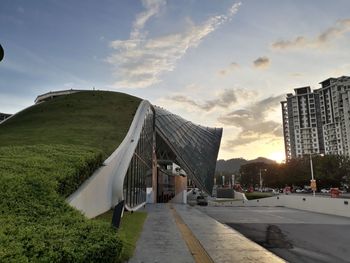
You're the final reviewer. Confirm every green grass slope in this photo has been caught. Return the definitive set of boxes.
[0,91,141,262]
[95,210,147,262]
[0,91,141,158]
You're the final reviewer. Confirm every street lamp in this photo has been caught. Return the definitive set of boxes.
[259,168,267,192]
[309,154,315,197]
[309,154,323,197]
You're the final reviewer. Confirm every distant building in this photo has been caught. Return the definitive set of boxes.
[282,76,350,160]
[281,86,324,160]
[0,112,11,122]
[35,89,84,104]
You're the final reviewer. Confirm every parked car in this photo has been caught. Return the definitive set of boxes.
[339,188,346,194]
[303,189,311,193]
[262,187,274,192]
[321,188,330,193]
[272,189,280,195]
[196,195,208,206]
[283,186,291,194]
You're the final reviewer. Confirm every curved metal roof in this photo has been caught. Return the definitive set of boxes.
[154,106,222,194]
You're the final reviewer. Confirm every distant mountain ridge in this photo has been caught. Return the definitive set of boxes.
[216,157,276,173]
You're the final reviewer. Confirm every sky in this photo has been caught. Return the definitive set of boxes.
[1,0,350,162]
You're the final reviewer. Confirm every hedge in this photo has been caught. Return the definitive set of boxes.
[0,145,123,262]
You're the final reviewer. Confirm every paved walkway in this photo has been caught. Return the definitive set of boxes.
[129,204,284,263]
[129,204,195,263]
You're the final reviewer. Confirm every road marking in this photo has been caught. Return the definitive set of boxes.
[169,205,214,263]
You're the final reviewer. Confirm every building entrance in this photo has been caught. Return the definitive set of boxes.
[157,167,175,203]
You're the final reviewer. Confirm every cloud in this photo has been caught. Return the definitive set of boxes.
[218,62,240,76]
[272,36,306,50]
[106,2,241,88]
[168,88,255,111]
[218,95,283,148]
[290,73,303,77]
[253,56,270,69]
[131,0,166,39]
[272,18,350,50]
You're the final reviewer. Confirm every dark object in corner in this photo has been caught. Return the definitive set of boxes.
[0,44,4,62]
[196,195,208,206]
[112,200,125,228]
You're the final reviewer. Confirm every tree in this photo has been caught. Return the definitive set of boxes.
[240,162,267,188]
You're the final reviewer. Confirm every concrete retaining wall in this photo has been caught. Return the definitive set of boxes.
[67,100,151,218]
[243,195,350,218]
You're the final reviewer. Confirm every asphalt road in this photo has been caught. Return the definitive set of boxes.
[197,206,350,263]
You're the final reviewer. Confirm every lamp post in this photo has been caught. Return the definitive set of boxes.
[259,168,267,192]
[309,154,316,197]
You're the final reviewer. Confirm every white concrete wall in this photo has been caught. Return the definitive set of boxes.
[146,187,154,204]
[242,195,350,218]
[171,190,187,204]
[67,100,152,218]
[234,191,248,201]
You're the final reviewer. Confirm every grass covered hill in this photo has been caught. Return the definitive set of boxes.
[0,91,141,262]
[0,91,141,158]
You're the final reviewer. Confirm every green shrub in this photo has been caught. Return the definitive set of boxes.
[0,145,122,262]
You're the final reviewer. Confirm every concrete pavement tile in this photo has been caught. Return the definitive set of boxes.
[208,249,285,263]
[174,204,285,263]
[129,204,195,263]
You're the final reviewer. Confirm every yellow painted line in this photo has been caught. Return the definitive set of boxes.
[169,205,214,263]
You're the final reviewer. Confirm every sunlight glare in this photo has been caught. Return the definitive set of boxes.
[268,151,285,163]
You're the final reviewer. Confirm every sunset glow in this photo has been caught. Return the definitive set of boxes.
[268,151,285,164]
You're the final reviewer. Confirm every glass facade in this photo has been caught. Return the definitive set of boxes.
[154,106,222,194]
[122,105,222,208]
[123,107,154,208]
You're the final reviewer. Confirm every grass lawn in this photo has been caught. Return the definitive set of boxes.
[245,192,274,200]
[211,198,237,203]
[0,91,141,159]
[95,210,148,262]
[0,91,141,262]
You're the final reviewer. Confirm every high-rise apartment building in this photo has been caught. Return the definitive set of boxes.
[315,76,350,156]
[281,87,324,160]
[282,76,350,160]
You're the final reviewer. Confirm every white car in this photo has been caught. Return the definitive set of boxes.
[321,188,330,193]
[272,189,279,195]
